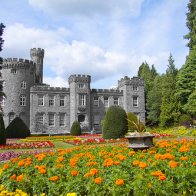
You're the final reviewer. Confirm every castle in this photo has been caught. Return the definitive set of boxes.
[1,48,145,133]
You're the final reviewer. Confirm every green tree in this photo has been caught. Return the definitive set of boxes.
[184,0,196,50]
[70,121,81,136]
[183,90,196,116]
[160,54,179,127]
[0,113,6,145]
[147,75,163,125]
[102,105,128,139]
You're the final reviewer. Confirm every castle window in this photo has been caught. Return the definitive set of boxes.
[49,95,55,106]
[79,94,86,106]
[21,81,26,89]
[133,96,138,107]
[78,83,85,88]
[20,95,26,106]
[38,95,44,106]
[104,97,109,107]
[133,86,138,91]
[37,113,44,125]
[49,113,55,127]
[0,96,5,106]
[9,113,15,123]
[114,97,119,105]
[60,96,66,106]
[11,69,17,74]
[93,96,99,107]
[59,113,66,126]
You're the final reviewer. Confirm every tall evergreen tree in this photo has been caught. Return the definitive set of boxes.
[184,0,196,50]
[160,54,179,127]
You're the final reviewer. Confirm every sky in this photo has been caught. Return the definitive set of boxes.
[0,0,189,88]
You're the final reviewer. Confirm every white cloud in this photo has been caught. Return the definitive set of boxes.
[28,0,144,18]
[43,76,68,87]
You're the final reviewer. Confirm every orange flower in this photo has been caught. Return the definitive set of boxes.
[114,161,120,165]
[139,162,147,169]
[115,179,124,186]
[128,151,135,156]
[58,156,64,163]
[94,177,102,184]
[159,175,166,181]
[84,173,92,178]
[86,162,98,166]
[151,170,163,177]
[3,163,9,170]
[133,160,140,166]
[180,156,188,161]
[69,158,78,167]
[192,162,196,166]
[10,174,16,180]
[139,154,145,158]
[58,164,64,168]
[49,176,59,182]
[18,160,25,167]
[16,174,24,182]
[179,146,190,153]
[39,168,46,174]
[90,168,99,176]
[71,170,78,176]
[103,158,113,167]
[169,161,178,168]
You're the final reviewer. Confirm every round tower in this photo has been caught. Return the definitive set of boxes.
[1,58,36,128]
[30,48,44,84]
[68,74,91,131]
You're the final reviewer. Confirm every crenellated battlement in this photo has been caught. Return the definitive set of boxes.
[118,76,144,87]
[68,74,91,84]
[30,84,70,92]
[30,48,44,58]
[91,88,123,94]
[2,58,35,69]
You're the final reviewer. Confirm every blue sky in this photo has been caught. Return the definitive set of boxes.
[0,0,189,88]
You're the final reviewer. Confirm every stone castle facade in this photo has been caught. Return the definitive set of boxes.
[1,48,145,133]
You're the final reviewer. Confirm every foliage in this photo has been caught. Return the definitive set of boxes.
[6,117,30,138]
[184,0,196,49]
[70,121,81,136]
[160,54,180,127]
[0,114,6,145]
[127,116,146,133]
[147,75,163,125]
[183,90,196,116]
[178,114,193,128]
[102,105,128,139]
[0,139,195,195]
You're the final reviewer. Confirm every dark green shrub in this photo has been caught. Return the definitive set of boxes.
[179,114,193,128]
[0,114,6,145]
[102,105,128,139]
[6,117,30,138]
[70,121,81,136]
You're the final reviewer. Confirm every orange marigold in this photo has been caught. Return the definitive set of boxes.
[58,156,64,163]
[103,158,113,167]
[179,146,190,153]
[71,170,78,176]
[151,170,163,177]
[180,156,188,161]
[3,163,9,170]
[139,162,147,169]
[18,160,25,167]
[159,175,166,181]
[115,179,124,186]
[133,160,140,166]
[128,151,135,156]
[169,161,178,168]
[90,168,99,176]
[10,174,16,180]
[94,177,102,184]
[16,174,24,182]
[84,173,92,178]
[49,176,59,182]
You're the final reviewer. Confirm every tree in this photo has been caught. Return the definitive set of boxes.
[183,90,196,117]
[147,75,163,125]
[184,0,196,50]
[70,121,81,136]
[0,113,6,145]
[102,105,128,139]
[160,54,180,127]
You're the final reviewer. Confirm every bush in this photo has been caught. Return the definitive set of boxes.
[179,114,193,128]
[102,105,128,139]
[70,121,81,136]
[6,117,30,138]
[0,113,6,145]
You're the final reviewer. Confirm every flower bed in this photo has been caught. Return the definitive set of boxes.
[0,141,54,150]
[0,139,195,195]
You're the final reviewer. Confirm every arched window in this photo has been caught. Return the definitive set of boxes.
[20,95,26,106]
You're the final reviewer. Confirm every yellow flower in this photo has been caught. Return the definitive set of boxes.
[66,193,77,196]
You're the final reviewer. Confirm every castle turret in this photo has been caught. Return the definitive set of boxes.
[30,48,44,84]
[1,58,36,127]
[68,74,91,130]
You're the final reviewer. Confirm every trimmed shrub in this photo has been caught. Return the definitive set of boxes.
[179,114,193,128]
[6,117,30,138]
[127,112,145,132]
[70,121,81,136]
[102,105,128,139]
[0,114,6,145]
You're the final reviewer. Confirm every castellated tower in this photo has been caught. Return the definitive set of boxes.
[68,75,91,130]
[30,48,44,84]
[118,76,145,123]
[1,58,36,127]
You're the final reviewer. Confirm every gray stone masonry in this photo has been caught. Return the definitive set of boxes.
[2,48,145,133]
